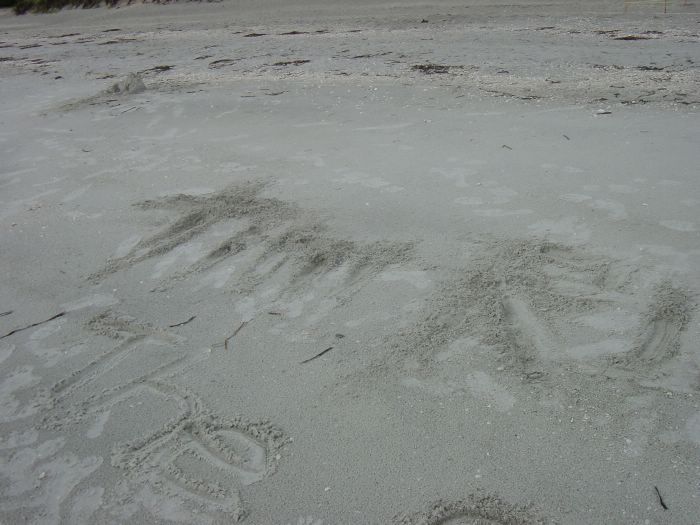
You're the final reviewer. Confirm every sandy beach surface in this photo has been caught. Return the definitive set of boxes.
[1,1,699,523]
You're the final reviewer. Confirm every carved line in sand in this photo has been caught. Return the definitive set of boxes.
[388,238,693,386]
[40,311,287,522]
[109,379,285,523]
[391,239,610,380]
[611,282,693,370]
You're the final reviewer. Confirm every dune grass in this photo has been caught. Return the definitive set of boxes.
[11,0,118,14]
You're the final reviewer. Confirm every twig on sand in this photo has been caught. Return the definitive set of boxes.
[411,63,451,74]
[502,144,513,150]
[139,65,173,74]
[614,34,652,41]
[169,315,196,328]
[300,346,335,364]
[0,311,12,317]
[272,60,309,66]
[654,486,668,510]
[563,134,570,140]
[0,312,65,340]
[224,321,248,350]
[268,311,283,316]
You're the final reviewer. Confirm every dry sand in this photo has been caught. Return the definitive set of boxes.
[0,1,699,523]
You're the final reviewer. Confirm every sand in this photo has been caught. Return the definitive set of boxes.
[0,1,699,523]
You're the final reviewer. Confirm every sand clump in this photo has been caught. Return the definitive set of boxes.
[393,494,548,525]
[56,72,148,112]
[85,310,165,339]
[102,72,147,95]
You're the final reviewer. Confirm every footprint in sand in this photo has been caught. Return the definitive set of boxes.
[660,220,696,232]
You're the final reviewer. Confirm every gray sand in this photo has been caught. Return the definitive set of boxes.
[1,1,699,523]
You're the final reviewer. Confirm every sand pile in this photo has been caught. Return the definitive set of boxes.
[102,73,146,95]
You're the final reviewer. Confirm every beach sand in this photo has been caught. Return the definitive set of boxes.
[1,1,699,523]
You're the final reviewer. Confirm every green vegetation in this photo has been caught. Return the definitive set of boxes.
[11,0,119,15]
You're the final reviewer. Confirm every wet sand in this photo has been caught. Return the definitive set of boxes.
[1,1,699,523]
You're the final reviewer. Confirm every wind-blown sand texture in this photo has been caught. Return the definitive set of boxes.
[1,1,699,523]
